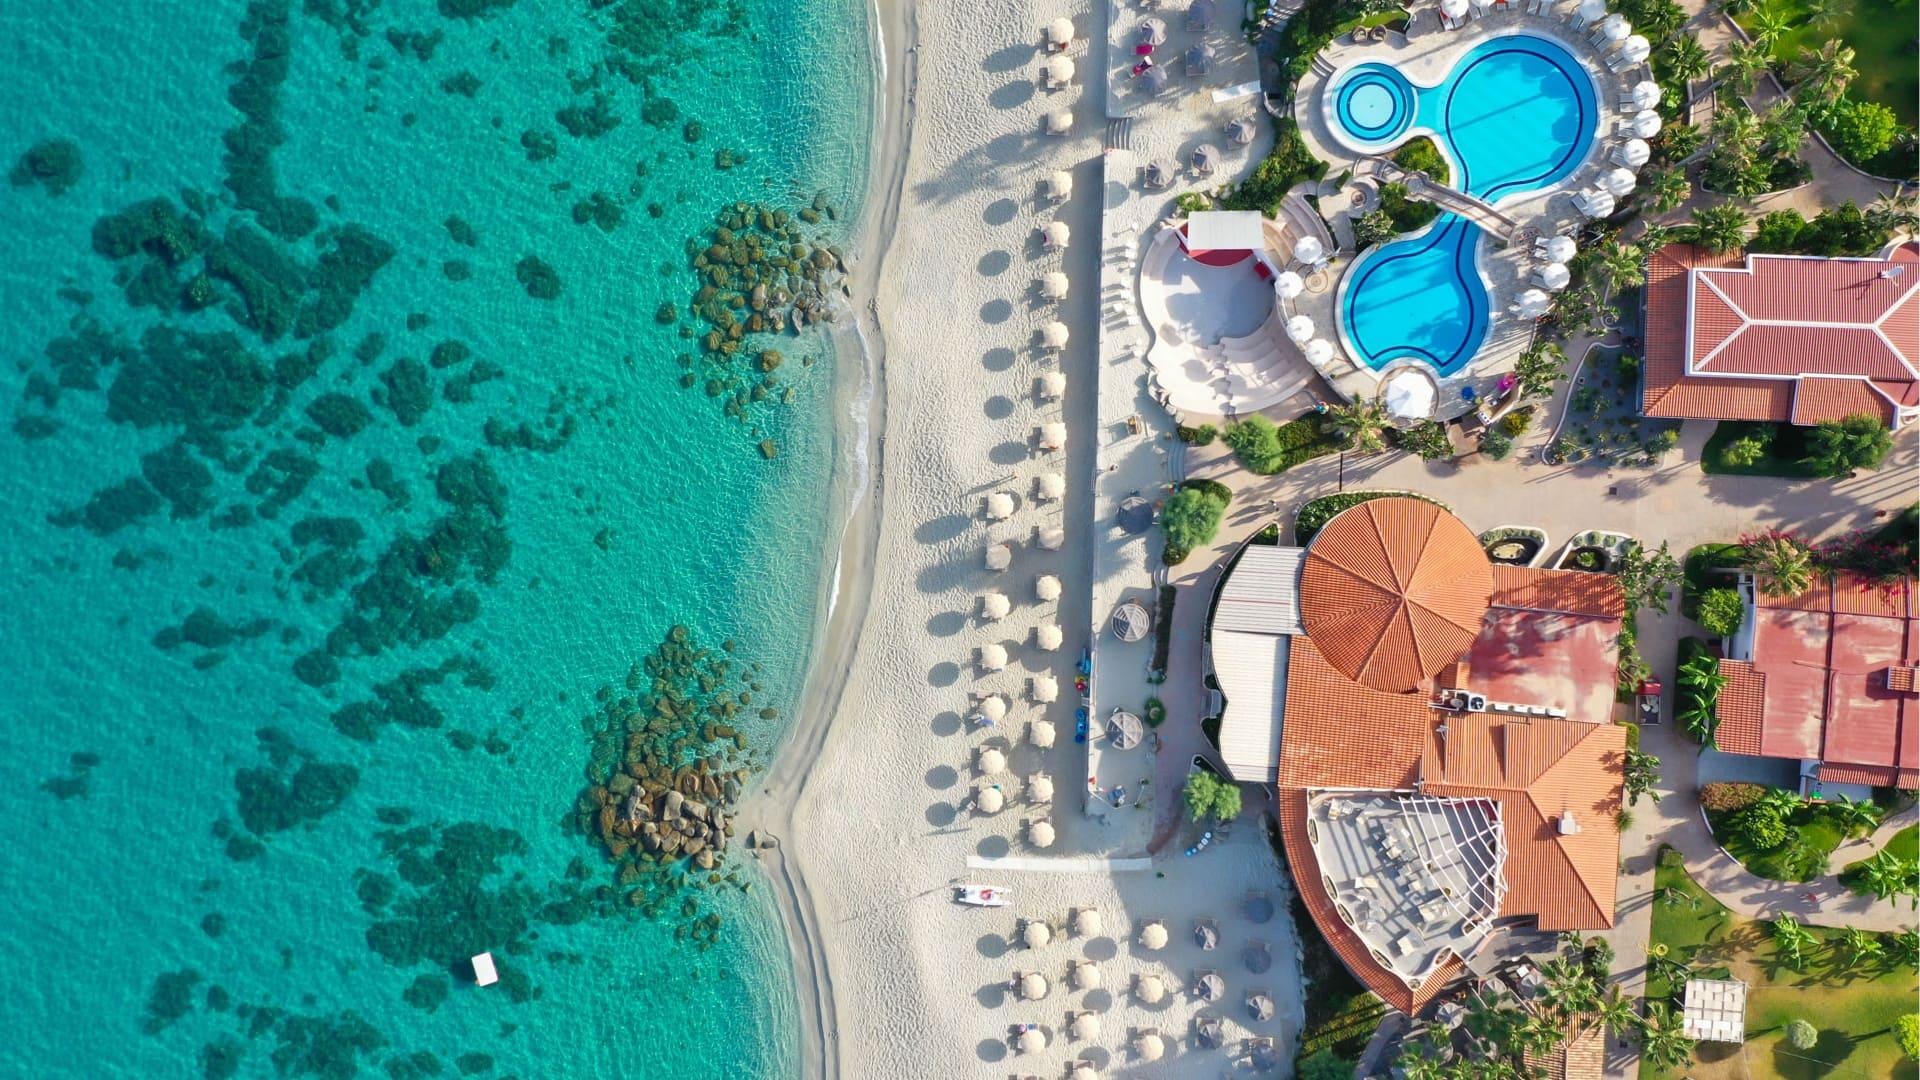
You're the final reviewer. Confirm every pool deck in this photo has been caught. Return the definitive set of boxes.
[1289,7,1655,416]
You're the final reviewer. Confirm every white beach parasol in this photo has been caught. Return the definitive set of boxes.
[1022,920,1052,948]
[1514,289,1552,318]
[1441,0,1468,18]
[1384,368,1437,420]
[1039,422,1067,450]
[1140,921,1169,950]
[1576,188,1617,218]
[1285,314,1315,342]
[1629,108,1662,138]
[979,643,1009,671]
[1135,1033,1165,1062]
[1046,56,1075,87]
[1070,1064,1099,1080]
[985,543,1013,571]
[977,746,1007,774]
[1074,909,1103,936]
[1020,972,1049,1000]
[976,785,1006,814]
[1072,960,1102,989]
[1037,472,1065,501]
[1032,675,1059,703]
[1047,16,1074,46]
[1071,1012,1100,1041]
[1612,138,1651,167]
[1602,167,1638,196]
[1030,720,1056,748]
[1035,623,1064,651]
[1047,170,1073,198]
[1542,234,1578,262]
[1038,526,1066,551]
[1618,34,1650,62]
[1028,820,1056,848]
[1041,271,1070,299]
[1629,79,1660,110]
[1293,235,1325,264]
[1042,221,1071,248]
[1136,974,1167,1004]
[986,491,1016,519]
[1577,0,1608,21]
[1304,339,1335,365]
[1110,601,1150,642]
[981,592,1011,620]
[1139,16,1168,44]
[977,694,1009,723]
[1598,13,1629,40]
[1046,110,1072,135]
[1534,261,1571,290]
[1041,321,1069,349]
[1027,774,1054,803]
[1273,270,1304,299]
[1035,574,1062,601]
[1038,370,1066,399]
[1017,1028,1047,1054]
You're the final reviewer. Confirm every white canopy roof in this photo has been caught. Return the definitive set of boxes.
[981,592,1011,620]
[1038,526,1066,550]
[1602,166,1638,196]
[1035,574,1062,601]
[1274,270,1304,299]
[1032,675,1059,702]
[1028,820,1056,848]
[1188,210,1264,251]
[1047,16,1074,43]
[1285,314,1315,342]
[1041,271,1069,298]
[1035,623,1063,650]
[1293,235,1324,263]
[979,643,1009,671]
[1042,321,1069,348]
[1304,339,1335,364]
[1629,79,1660,110]
[986,491,1015,519]
[976,785,1005,813]
[1385,368,1437,420]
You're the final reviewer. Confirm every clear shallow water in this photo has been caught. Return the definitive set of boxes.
[1334,34,1596,373]
[0,0,869,1076]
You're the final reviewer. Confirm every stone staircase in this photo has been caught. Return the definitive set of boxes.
[1105,117,1134,152]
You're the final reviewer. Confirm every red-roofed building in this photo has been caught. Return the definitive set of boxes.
[1641,242,1920,429]
[1714,575,1920,792]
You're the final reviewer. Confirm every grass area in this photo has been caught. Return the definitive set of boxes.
[1841,824,1919,894]
[1222,414,1345,475]
[1681,543,1745,622]
[1293,490,1449,545]
[1643,847,1920,1080]
[1701,421,1821,479]
[1291,890,1387,1069]
[1707,803,1849,882]
[1739,0,1918,128]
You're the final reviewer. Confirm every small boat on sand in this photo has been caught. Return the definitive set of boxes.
[955,884,1011,907]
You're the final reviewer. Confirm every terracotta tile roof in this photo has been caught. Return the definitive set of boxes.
[1818,762,1920,788]
[1714,660,1768,756]
[1489,565,1627,619]
[1299,498,1494,692]
[1523,1024,1607,1080]
[1641,242,1920,426]
[1276,790,1463,1015]
[1278,636,1432,790]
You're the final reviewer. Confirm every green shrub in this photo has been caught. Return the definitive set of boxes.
[1175,192,1212,214]
[1219,118,1328,217]
[1749,209,1807,253]
[1896,1013,1919,1061]
[1161,484,1230,561]
[1804,413,1894,478]
[1500,408,1534,436]
[1696,587,1745,638]
[1737,804,1789,850]
[1353,209,1396,248]
[1182,769,1241,823]
[1819,99,1901,165]
[1379,182,1438,234]
[1178,423,1219,446]
[1144,696,1168,727]
[1722,431,1770,467]
[1223,414,1341,475]
[1797,201,1890,258]
[1480,428,1513,460]
[1785,1019,1818,1050]
[1392,137,1451,185]
[1299,1049,1353,1080]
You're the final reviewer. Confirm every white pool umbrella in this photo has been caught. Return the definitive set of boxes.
[1602,167,1637,196]
[1304,339,1335,365]
[1074,909,1102,936]
[979,643,1009,671]
[1630,109,1662,138]
[1047,17,1074,46]
[1514,289,1551,318]
[1047,170,1073,198]
[1038,526,1066,550]
[1612,138,1651,167]
[1038,370,1066,399]
[981,591,1011,620]
[1576,188,1617,217]
[1441,0,1468,18]
[1385,368,1437,420]
[1028,820,1056,848]
[1030,720,1056,748]
[1135,1033,1165,1062]
[1028,774,1054,802]
[1618,34,1650,62]
[986,543,1012,571]
[1542,234,1577,262]
[1037,473,1065,501]
[1136,974,1167,1003]
[1042,321,1069,349]
[1141,921,1169,950]
[1018,1028,1047,1054]
[1293,235,1325,264]
[1274,270,1304,298]
[1629,79,1660,110]
[1072,960,1102,988]
[1023,921,1052,948]
[976,785,1006,813]
[1577,0,1607,21]
[1035,574,1062,601]
[1035,623,1064,651]
[1032,675,1059,702]
[1285,314,1315,342]
[1043,221,1071,248]
[978,746,1007,774]
[978,694,1008,722]
[1046,110,1072,135]
[1046,56,1075,86]
[1534,261,1571,290]
[1021,971,1050,1000]
[1071,1013,1100,1040]
[1041,271,1069,299]
[1598,13,1629,40]
[1039,423,1067,449]
[986,491,1016,519]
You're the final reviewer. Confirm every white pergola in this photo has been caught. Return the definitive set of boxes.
[1682,978,1748,1043]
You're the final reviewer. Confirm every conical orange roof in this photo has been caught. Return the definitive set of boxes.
[1298,498,1493,692]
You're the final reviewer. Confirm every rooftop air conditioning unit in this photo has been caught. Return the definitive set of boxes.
[1557,811,1581,836]
[1464,694,1488,713]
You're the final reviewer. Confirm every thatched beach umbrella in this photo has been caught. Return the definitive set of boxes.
[1186,0,1216,30]
[1140,920,1168,950]
[1035,574,1062,601]
[1191,143,1218,174]
[1041,322,1070,349]
[976,785,1006,814]
[1039,422,1067,449]
[1023,920,1052,948]
[1030,719,1056,748]
[1038,370,1066,400]
[1046,169,1074,199]
[1111,602,1150,641]
[1194,920,1220,950]
[1035,623,1064,651]
[1107,709,1144,749]
[979,643,1009,671]
[1244,892,1275,923]
[1038,526,1066,551]
[1134,1033,1165,1062]
[1042,221,1071,249]
[977,746,1007,774]
[1227,117,1256,145]
[1020,971,1049,1000]
[1046,56,1076,88]
[1028,820,1056,848]
[1186,44,1213,77]
[1138,16,1168,44]
[1047,16,1074,48]
[1139,64,1169,94]
[1041,271,1070,299]
[1038,472,1065,501]
[986,542,1013,571]
[1072,960,1102,989]
[1136,973,1167,1004]
[1046,111,1072,135]
[1027,774,1054,803]
[986,492,1016,519]
[1074,908,1102,937]
[1197,1017,1226,1048]
[1071,1012,1100,1041]
[1243,940,1273,974]
[1118,495,1153,534]
[1032,675,1059,703]
[1017,1027,1047,1054]
[982,592,1011,620]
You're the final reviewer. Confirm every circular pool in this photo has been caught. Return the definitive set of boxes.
[1332,65,1416,147]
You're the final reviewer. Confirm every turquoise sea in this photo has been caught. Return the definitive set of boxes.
[0,0,869,1076]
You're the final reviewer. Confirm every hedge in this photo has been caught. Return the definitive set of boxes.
[1295,490,1449,545]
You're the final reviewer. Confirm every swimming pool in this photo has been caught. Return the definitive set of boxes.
[1327,33,1598,375]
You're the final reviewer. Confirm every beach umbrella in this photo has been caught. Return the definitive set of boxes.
[1017,1028,1047,1054]
[1136,974,1167,1004]
[1139,16,1168,44]
[1274,270,1304,299]
[1134,1033,1165,1062]
[1035,574,1062,601]
[1285,314,1315,342]
[1041,271,1070,299]
[1027,774,1054,803]
[1252,1042,1280,1071]
[1440,0,1468,19]
[1028,820,1056,848]
[1598,13,1629,40]
[1038,370,1066,400]
[1186,0,1216,30]
[1042,322,1070,349]
[1197,1017,1226,1048]
[1038,526,1066,550]
[1046,56,1075,87]
[1110,601,1150,642]
[1196,971,1225,1001]
[1577,188,1617,218]
[1046,110,1072,135]
[1144,160,1172,188]
[1385,369,1436,420]
[1047,170,1073,198]
[1035,623,1064,651]
[1020,972,1049,1000]
[1629,109,1662,138]
[1542,234,1577,262]
[1514,289,1551,318]
[1245,893,1274,923]
[1043,221,1070,249]
[1072,960,1102,989]
[1227,118,1256,145]
[1576,0,1608,21]
[1032,675,1059,703]
[986,491,1016,520]
[1195,921,1220,950]
[1602,166,1638,196]
[1191,143,1217,174]
[1118,495,1153,534]
[976,785,1006,814]
[1030,719,1056,748]
[1047,16,1074,47]
[1629,79,1660,110]
[979,643,1009,671]
[1071,1012,1100,1041]
[1140,64,1169,93]
[1534,261,1571,290]
[1244,940,1273,972]
[981,592,1011,620]
[1037,472,1065,501]
[978,746,1007,774]
[1293,235,1324,264]
[1107,709,1144,749]
[986,543,1013,571]
[1618,33,1650,62]
[1074,909,1103,937]
[1304,339,1335,365]
[1185,45,1213,77]
[978,694,1009,723]
[1612,138,1651,167]
[1140,921,1169,950]
[1070,1064,1099,1080]
[1248,991,1276,1021]
[1023,920,1052,948]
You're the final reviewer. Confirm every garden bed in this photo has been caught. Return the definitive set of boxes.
[1558,545,1611,573]
[1480,526,1547,567]
[1701,421,1820,479]
[1543,350,1679,467]
[1706,802,1848,882]
[1681,542,1745,621]
[1294,490,1449,545]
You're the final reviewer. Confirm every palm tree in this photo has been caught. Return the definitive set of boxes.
[1647,952,1692,990]
[1645,167,1692,213]
[1769,913,1817,970]
[1638,1002,1697,1069]
[1802,0,1853,30]
[1664,35,1712,100]
[1723,39,1773,93]
[1866,192,1920,234]
[1757,101,1807,157]
[1655,885,1698,910]
[1329,397,1390,454]
[1827,794,1883,837]
[1583,986,1641,1042]
[1836,926,1883,968]
[1690,203,1749,254]
[1856,850,1919,907]
[1741,532,1814,598]
[1718,0,1758,15]
[1791,39,1858,101]
[1748,6,1793,51]
[1756,786,1802,818]
[1594,241,1646,299]
[1890,928,1920,968]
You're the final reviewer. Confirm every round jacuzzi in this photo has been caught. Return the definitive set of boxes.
[1331,64,1415,147]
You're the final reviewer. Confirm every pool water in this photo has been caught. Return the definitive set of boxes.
[1329,34,1597,375]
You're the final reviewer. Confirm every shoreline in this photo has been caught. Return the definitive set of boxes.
[734,0,917,1072]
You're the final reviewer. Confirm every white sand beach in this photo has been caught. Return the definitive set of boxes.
[732,0,1308,1075]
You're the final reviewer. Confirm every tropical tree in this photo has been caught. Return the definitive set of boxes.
[1623,747,1664,805]
[1741,531,1815,598]
[1748,6,1792,50]
[1691,203,1750,253]
[1866,192,1920,235]
[1756,786,1803,818]
[1757,101,1808,158]
[1827,794,1883,837]
[1647,951,1692,991]
[1299,1049,1354,1080]
[1663,35,1712,99]
[1638,1002,1696,1069]
[1585,985,1641,1042]
[1769,913,1818,970]
[1594,241,1646,298]
[1646,166,1691,213]
[1836,926,1883,969]
[1857,849,1920,907]
[1802,0,1853,30]
[1786,1018,1820,1049]
[1889,927,1920,968]
[1161,483,1230,559]
[1790,39,1858,104]
[1655,885,1698,910]
[1717,0,1757,15]
[1618,540,1684,614]
[1329,397,1391,454]
[1181,769,1242,823]
[1722,39,1772,94]
[1803,413,1894,478]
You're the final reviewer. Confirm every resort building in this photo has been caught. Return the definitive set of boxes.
[1714,573,1919,794]
[1206,496,1628,1013]
[1640,242,1920,429]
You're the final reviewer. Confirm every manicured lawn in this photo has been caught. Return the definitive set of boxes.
[1841,824,1919,895]
[1739,0,1919,127]
[1642,848,1920,1080]
[1701,421,1820,479]
[1707,804,1849,882]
